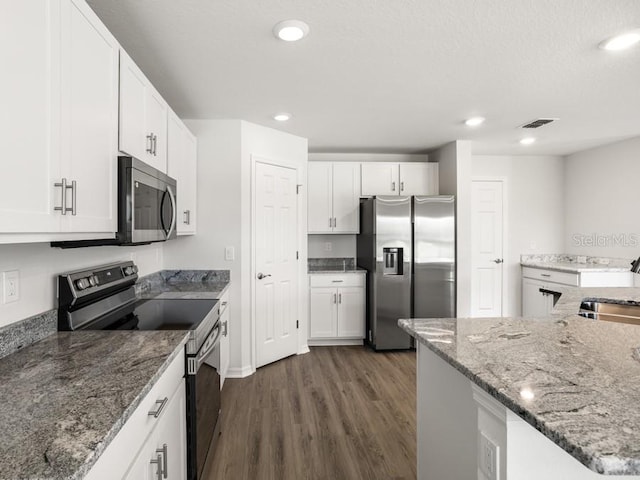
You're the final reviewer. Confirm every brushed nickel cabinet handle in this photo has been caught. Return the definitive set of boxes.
[400,181,404,192]
[391,181,396,192]
[148,397,168,418]
[150,454,163,480]
[54,178,67,215]
[157,444,168,479]
[338,293,342,304]
[146,133,154,154]
[69,180,77,216]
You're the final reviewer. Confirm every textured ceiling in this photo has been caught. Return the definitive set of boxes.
[87,0,640,155]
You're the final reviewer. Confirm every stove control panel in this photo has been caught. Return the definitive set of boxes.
[58,261,139,316]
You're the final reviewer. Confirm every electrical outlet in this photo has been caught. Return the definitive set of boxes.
[225,246,235,261]
[324,242,332,252]
[3,270,19,304]
[479,431,499,480]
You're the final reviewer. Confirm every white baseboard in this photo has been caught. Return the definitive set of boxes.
[297,344,310,355]
[308,338,364,347]
[225,365,255,378]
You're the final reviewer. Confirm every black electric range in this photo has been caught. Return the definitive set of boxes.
[57,261,223,480]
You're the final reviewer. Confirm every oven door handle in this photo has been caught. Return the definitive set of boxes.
[190,322,222,374]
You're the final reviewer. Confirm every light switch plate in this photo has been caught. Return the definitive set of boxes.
[479,430,499,480]
[225,246,235,261]
[3,270,19,304]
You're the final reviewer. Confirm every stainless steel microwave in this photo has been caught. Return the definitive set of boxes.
[118,156,177,244]
[51,156,177,248]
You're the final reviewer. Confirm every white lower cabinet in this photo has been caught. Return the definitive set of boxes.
[521,266,633,316]
[219,290,230,387]
[124,382,186,480]
[86,352,186,480]
[309,273,365,344]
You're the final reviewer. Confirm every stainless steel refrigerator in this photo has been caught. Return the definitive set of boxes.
[357,195,456,350]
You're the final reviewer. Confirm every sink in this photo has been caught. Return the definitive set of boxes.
[578,299,640,325]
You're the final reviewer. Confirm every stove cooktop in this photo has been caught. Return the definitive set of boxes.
[92,298,218,331]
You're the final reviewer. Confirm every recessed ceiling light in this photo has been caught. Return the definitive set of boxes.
[273,113,291,122]
[465,116,485,127]
[273,20,309,42]
[520,137,536,145]
[599,29,640,51]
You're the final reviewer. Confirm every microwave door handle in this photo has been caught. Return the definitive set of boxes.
[166,185,177,238]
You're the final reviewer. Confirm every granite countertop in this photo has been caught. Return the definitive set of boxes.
[399,286,640,475]
[521,260,631,273]
[308,265,367,274]
[521,254,632,273]
[0,269,231,480]
[0,331,189,480]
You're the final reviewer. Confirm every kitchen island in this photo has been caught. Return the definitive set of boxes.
[400,286,640,479]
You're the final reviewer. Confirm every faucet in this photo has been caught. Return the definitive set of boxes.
[631,256,640,273]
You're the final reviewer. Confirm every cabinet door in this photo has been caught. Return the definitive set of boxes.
[337,286,365,338]
[182,130,197,234]
[119,51,147,161]
[399,163,439,196]
[307,162,333,233]
[522,278,550,317]
[60,0,118,233]
[145,87,168,172]
[0,0,61,233]
[219,303,230,387]
[309,287,338,338]
[360,163,399,196]
[332,163,360,233]
[124,382,187,480]
[168,112,197,235]
[155,382,187,480]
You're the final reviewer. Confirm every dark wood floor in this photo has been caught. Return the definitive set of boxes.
[203,346,417,480]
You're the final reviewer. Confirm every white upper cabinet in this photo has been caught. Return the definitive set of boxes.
[59,0,118,233]
[119,51,168,173]
[308,162,359,234]
[360,163,399,196]
[167,110,197,235]
[0,0,118,241]
[361,162,438,196]
[399,163,439,196]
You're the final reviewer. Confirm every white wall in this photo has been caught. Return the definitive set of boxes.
[164,120,308,377]
[0,242,162,328]
[433,141,473,317]
[472,155,565,316]
[564,136,640,260]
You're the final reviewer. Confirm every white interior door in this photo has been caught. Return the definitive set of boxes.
[471,180,504,317]
[255,161,298,368]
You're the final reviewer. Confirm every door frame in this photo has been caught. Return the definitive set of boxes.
[250,155,306,371]
[470,177,509,316]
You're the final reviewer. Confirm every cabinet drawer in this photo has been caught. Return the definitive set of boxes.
[521,267,578,286]
[85,350,185,480]
[310,273,365,288]
[218,289,230,315]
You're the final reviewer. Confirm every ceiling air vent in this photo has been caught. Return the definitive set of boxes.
[520,118,558,129]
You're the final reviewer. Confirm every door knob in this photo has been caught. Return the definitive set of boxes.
[257,272,272,279]
[493,258,504,264]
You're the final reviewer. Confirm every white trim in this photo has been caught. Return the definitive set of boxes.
[471,384,507,422]
[470,176,509,317]
[225,365,256,379]
[308,339,364,347]
[297,345,310,354]
[251,155,301,370]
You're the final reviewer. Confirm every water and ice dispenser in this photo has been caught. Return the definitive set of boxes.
[383,247,403,275]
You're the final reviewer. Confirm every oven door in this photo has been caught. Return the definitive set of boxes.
[129,167,177,243]
[186,322,222,480]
